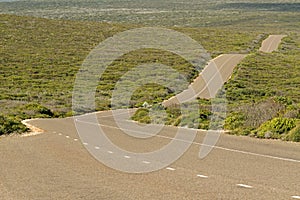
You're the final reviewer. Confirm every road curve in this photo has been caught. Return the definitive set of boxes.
[163,34,287,107]
[162,54,246,107]
[259,35,286,53]
[0,34,295,199]
[0,110,300,200]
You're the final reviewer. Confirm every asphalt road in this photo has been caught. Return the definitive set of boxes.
[163,34,286,107]
[1,34,296,199]
[259,35,287,53]
[0,110,299,200]
[162,54,247,107]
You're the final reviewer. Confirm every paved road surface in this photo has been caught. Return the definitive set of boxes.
[259,35,286,53]
[162,54,246,107]
[1,34,295,199]
[0,110,299,200]
[163,34,286,107]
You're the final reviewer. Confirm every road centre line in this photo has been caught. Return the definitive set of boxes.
[292,196,300,199]
[237,184,253,189]
[197,174,208,178]
[75,119,300,164]
[124,155,131,159]
[166,167,176,171]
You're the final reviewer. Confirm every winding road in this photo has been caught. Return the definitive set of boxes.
[1,35,299,200]
[259,35,287,53]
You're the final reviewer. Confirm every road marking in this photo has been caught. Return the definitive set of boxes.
[237,184,253,189]
[107,151,113,154]
[142,161,150,164]
[166,167,176,171]
[78,109,135,119]
[58,133,62,136]
[76,119,300,164]
[292,196,300,199]
[197,174,208,178]
[124,155,131,159]
[95,146,100,150]
[83,142,88,146]
[74,139,78,141]
[66,136,70,139]
[53,131,57,134]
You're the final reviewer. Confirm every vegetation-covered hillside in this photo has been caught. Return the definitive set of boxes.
[0,0,299,141]
[0,14,263,135]
[1,0,299,30]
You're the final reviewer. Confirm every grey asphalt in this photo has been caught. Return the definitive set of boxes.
[162,54,247,107]
[259,35,287,53]
[0,110,299,200]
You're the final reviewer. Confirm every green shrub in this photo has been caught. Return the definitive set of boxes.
[225,112,245,130]
[285,124,300,142]
[275,96,293,106]
[255,117,297,139]
[0,115,28,135]
[131,108,151,124]
[21,103,54,118]
[228,127,252,136]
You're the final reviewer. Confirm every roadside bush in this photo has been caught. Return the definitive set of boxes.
[285,124,300,142]
[21,103,54,118]
[225,112,245,130]
[254,117,297,139]
[0,115,28,135]
[131,108,151,124]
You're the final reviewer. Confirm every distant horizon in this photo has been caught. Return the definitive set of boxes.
[0,0,19,1]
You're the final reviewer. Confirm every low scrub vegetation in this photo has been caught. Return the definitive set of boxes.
[0,115,28,135]
[1,14,299,142]
[285,124,300,142]
[254,117,297,139]
[132,34,300,142]
[0,14,262,135]
[223,33,300,141]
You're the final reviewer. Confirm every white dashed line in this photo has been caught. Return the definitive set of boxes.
[53,131,57,134]
[76,118,300,164]
[58,133,62,136]
[124,155,131,159]
[197,174,208,178]
[237,184,253,189]
[107,151,113,154]
[142,161,151,164]
[74,139,78,141]
[95,146,100,150]
[83,142,88,146]
[292,196,300,199]
[66,136,70,139]
[166,167,176,171]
